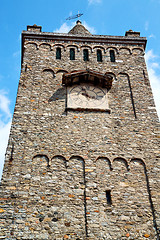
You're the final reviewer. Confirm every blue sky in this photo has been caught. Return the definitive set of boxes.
[0,0,160,179]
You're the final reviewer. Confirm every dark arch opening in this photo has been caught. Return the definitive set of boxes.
[97,49,102,62]
[83,49,89,61]
[56,47,61,59]
[110,50,115,62]
[70,48,75,60]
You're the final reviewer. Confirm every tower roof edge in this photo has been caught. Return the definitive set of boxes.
[68,21,92,36]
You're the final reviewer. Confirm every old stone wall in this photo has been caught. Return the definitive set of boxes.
[0,26,159,240]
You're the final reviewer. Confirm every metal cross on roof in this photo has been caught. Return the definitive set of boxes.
[66,12,83,20]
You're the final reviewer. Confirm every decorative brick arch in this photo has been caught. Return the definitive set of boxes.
[129,158,159,238]
[51,155,68,167]
[42,68,55,77]
[130,157,145,167]
[25,42,38,50]
[33,154,50,167]
[53,43,66,51]
[119,47,131,55]
[66,44,80,52]
[93,46,106,53]
[56,69,68,74]
[96,156,113,170]
[39,43,52,51]
[106,46,119,54]
[113,157,129,171]
[105,71,117,82]
[80,45,93,53]
[132,47,144,55]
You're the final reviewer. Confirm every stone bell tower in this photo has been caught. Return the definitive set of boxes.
[0,21,159,239]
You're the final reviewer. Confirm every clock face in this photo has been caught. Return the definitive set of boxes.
[67,84,109,110]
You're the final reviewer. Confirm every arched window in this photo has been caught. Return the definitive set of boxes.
[97,49,102,62]
[70,48,75,60]
[110,50,115,62]
[56,47,61,59]
[83,49,89,61]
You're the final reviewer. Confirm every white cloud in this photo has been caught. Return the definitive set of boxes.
[0,120,11,180]
[145,49,156,62]
[145,21,149,31]
[145,50,160,119]
[0,90,11,119]
[54,22,75,33]
[83,21,96,34]
[69,11,73,17]
[151,62,159,68]
[19,33,21,42]
[149,34,156,39]
[88,0,102,4]
[13,50,20,58]
[0,90,12,180]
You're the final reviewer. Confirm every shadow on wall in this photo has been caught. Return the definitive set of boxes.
[48,87,66,102]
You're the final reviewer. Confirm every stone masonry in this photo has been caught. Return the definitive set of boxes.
[0,21,160,239]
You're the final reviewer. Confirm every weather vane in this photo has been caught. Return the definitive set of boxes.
[66,11,83,21]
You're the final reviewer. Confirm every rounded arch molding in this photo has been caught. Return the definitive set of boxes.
[25,42,38,50]
[24,42,144,56]
[39,43,52,51]
[117,72,130,78]
[42,68,55,74]
[113,157,130,171]
[106,46,119,54]
[96,157,113,170]
[132,47,144,55]
[96,156,145,172]
[130,157,146,169]
[66,44,80,52]
[119,47,131,55]
[56,69,68,74]
[104,71,131,80]
[80,45,93,53]
[31,153,158,237]
[93,46,106,53]
[32,154,147,171]
[32,154,50,167]
[52,43,66,51]
[105,71,117,81]
[42,68,69,75]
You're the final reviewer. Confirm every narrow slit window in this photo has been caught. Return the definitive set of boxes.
[70,48,75,60]
[83,49,89,61]
[110,50,115,62]
[106,190,112,205]
[56,47,61,60]
[97,49,102,62]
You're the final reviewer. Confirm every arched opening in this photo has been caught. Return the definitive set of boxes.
[56,47,61,59]
[97,49,102,62]
[110,50,115,62]
[70,48,75,60]
[83,49,89,61]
